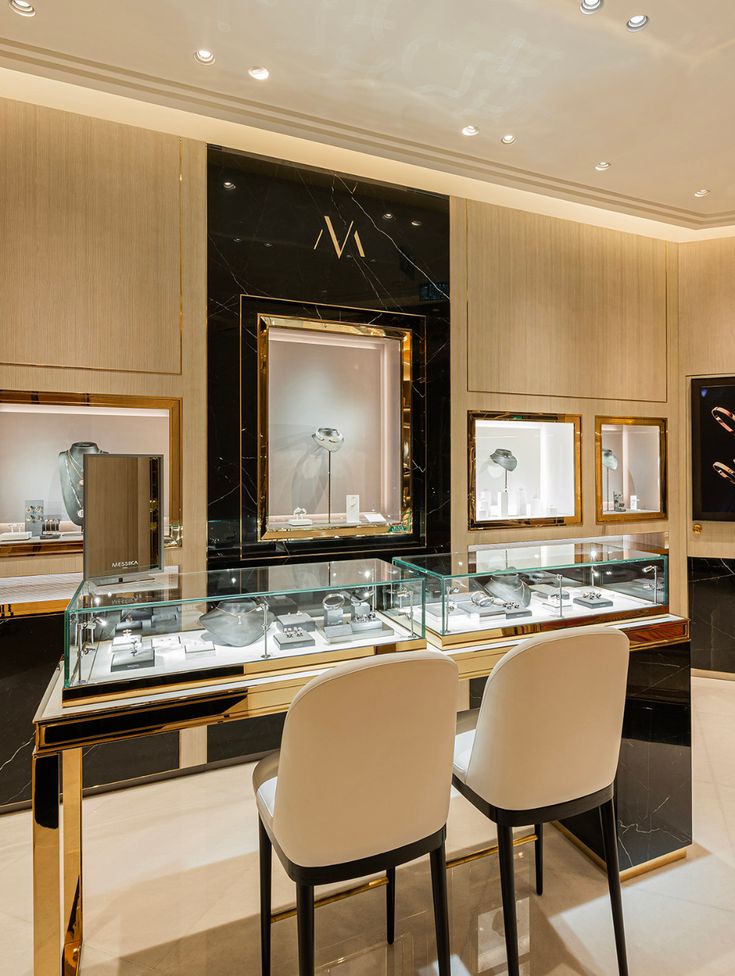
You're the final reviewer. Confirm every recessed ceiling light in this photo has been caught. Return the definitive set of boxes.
[595,161,612,171]
[194,49,215,64]
[223,181,236,190]
[694,189,710,198]
[579,0,603,13]
[382,212,394,221]
[410,219,422,227]
[500,134,516,145]
[462,124,480,137]
[9,0,35,15]
[264,242,273,247]
[248,66,270,81]
[626,14,649,31]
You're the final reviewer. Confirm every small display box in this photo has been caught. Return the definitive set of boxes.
[63,558,425,702]
[394,538,668,648]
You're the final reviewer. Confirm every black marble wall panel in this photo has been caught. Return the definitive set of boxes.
[207,147,450,568]
[470,641,692,870]
[207,712,286,765]
[689,557,735,672]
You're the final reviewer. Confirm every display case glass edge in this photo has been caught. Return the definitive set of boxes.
[0,390,183,558]
[467,410,582,530]
[595,415,667,524]
[249,296,417,546]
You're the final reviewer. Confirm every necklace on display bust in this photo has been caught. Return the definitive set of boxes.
[57,441,106,526]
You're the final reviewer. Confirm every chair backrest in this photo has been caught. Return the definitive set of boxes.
[272,650,459,867]
[465,626,629,812]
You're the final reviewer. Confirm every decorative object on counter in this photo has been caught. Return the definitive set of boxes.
[348,587,373,619]
[346,494,360,524]
[183,637,216,657]
[483,573,531,608]
[40,515,62,539]
[503,601,533,619]
[322,591,346,627]
[489,448,517,515]
[275,626,316,649]
[199,599,274,647]
[110,634,155,672]
[276,612,316,633]
[58,441,107,525]
[602,448,618,511]
[289,506,313,526]
[24,499,44,537]
[312,426,345,524]
[0,528,32,541]
[642,564,660,603]
[573,589,614,608]
[613,490,625,512]
[322,621,353,643]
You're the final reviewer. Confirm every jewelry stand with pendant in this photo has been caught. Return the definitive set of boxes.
[58,441,107,528]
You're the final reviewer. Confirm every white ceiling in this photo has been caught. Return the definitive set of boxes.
[1,0,735,228]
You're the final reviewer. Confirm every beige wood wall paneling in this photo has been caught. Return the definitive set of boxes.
[464,201,668,402]
[0,97,182,375]
[679,239,735,557]
[451,199,686,615]
[0,105,207,581]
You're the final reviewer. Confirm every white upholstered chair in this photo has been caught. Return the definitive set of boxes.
[253,650,459,976]
[453,625,631,976]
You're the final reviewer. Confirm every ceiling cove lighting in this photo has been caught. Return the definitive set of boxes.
[194,49,215,64]
[248,66,270,81]
[9,0,36,15]
[579,0,603,13]
[595,161,612,171]
[626,14,649,31]
[462,124,480,137]
[694,189,710,198]
[500,134,516,145]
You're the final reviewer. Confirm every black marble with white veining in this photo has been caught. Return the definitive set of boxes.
[689,556,735,672]
[207,147,450,567]
[471,641,692,870]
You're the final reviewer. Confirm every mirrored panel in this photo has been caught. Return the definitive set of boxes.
[468,411,581,528]
[595,417,667,522]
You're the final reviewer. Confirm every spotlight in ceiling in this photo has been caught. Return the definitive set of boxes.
[626,14,649,31]
[595,161,612,171]
[462,124,480,137]
[382,212,395,221]
[694,188,710,198]
[223,181,237,190]
[579,0,603,13]
[410,219,422,227]
[194,49,215,64]
[248,66,270,81]
[500,134,516,145]
[9,0,35,15]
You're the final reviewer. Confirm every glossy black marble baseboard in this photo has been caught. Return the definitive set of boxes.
[471,641,692,871]
[689,557,735,672]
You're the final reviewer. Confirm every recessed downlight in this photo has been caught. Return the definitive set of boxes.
[9,0,35,16]
[194,49,215,64]
[626,14,649,31]
[500,134,516,145]
[248,66,270,81]
[382,212,394,221]
[694,189,710,198]
[462,124,480,137]
[223,181,237,190]
[410,219,422,227]
[595,161,612,171]
[580,0,603,13]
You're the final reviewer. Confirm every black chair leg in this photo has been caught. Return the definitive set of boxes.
[258,818,272,976]
[599,799,629,976]
[534,823,544,896]
[386,867,396,945]
[429,840,451,976]
[498,824,520,976]
[296,882,315,976]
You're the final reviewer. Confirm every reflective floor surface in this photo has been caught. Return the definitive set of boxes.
[2,676,734,975]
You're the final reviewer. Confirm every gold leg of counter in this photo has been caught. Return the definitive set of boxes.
[62,750,83,976]
[33,752,61,976]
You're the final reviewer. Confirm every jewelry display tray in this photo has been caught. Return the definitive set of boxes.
[394,536,669,649]
[63,558,426,703]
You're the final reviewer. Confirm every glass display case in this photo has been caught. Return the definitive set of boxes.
[596,417,667,522]
[394,539,668,648]
[63,558,425,702]
[468,411,581,528]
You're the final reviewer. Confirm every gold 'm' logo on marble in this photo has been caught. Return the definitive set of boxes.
[313,216,366,259]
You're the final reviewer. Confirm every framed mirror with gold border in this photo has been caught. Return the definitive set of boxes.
[468,411,582,529]
[595,416,667,523]
[0,391,182,558]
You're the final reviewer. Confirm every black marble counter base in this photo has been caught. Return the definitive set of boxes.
[689,557,735,672]
[471,641,692,871]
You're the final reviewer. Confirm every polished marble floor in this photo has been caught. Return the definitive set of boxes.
[2,676,735,975]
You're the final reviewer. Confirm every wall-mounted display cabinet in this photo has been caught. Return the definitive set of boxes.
[0,391,182,558]
[595,417,667,522]
[468,411,581,529]
[394,538,668,648]
[63,558,425,702]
